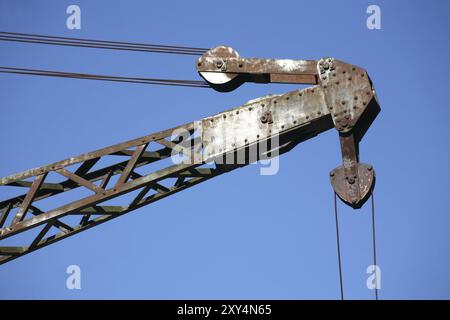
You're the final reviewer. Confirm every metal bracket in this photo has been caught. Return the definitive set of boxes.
[330,133,375,209]
[197,46,380,209]
[196,46,318,92]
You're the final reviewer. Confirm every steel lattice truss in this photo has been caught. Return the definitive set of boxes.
[0,116,316,264]
[0,46,380,265]
[0,123,213,263]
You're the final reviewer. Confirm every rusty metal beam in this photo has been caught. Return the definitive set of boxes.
[56,168,102,193]
[116,144,148,186]
[0,49,380,265]
[11,173,47,225]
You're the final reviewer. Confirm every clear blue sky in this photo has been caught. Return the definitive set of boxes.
[0,0,449,299]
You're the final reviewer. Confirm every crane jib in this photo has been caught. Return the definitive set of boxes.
[0,44,380,266]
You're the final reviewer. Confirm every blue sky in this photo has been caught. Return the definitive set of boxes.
[0,0,449,299]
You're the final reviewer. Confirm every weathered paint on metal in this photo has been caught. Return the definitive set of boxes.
[0,46,380,264]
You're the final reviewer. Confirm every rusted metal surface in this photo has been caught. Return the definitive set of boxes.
[330,134,375,208]
[197,47,380,209]
[0,46,380,264]
[0,112,329,265]
[202,87,329,160]
[197,46,318,91]
[316,56,380,208]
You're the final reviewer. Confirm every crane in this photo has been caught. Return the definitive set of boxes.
[0,45,380,265]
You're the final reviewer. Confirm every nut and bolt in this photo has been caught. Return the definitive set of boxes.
[346,175,357,184]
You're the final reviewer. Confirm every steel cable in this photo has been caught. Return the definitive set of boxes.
[0,66,209,88]
[371,191,379,300]
[0,31,208,56]
[333,192,344,300]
